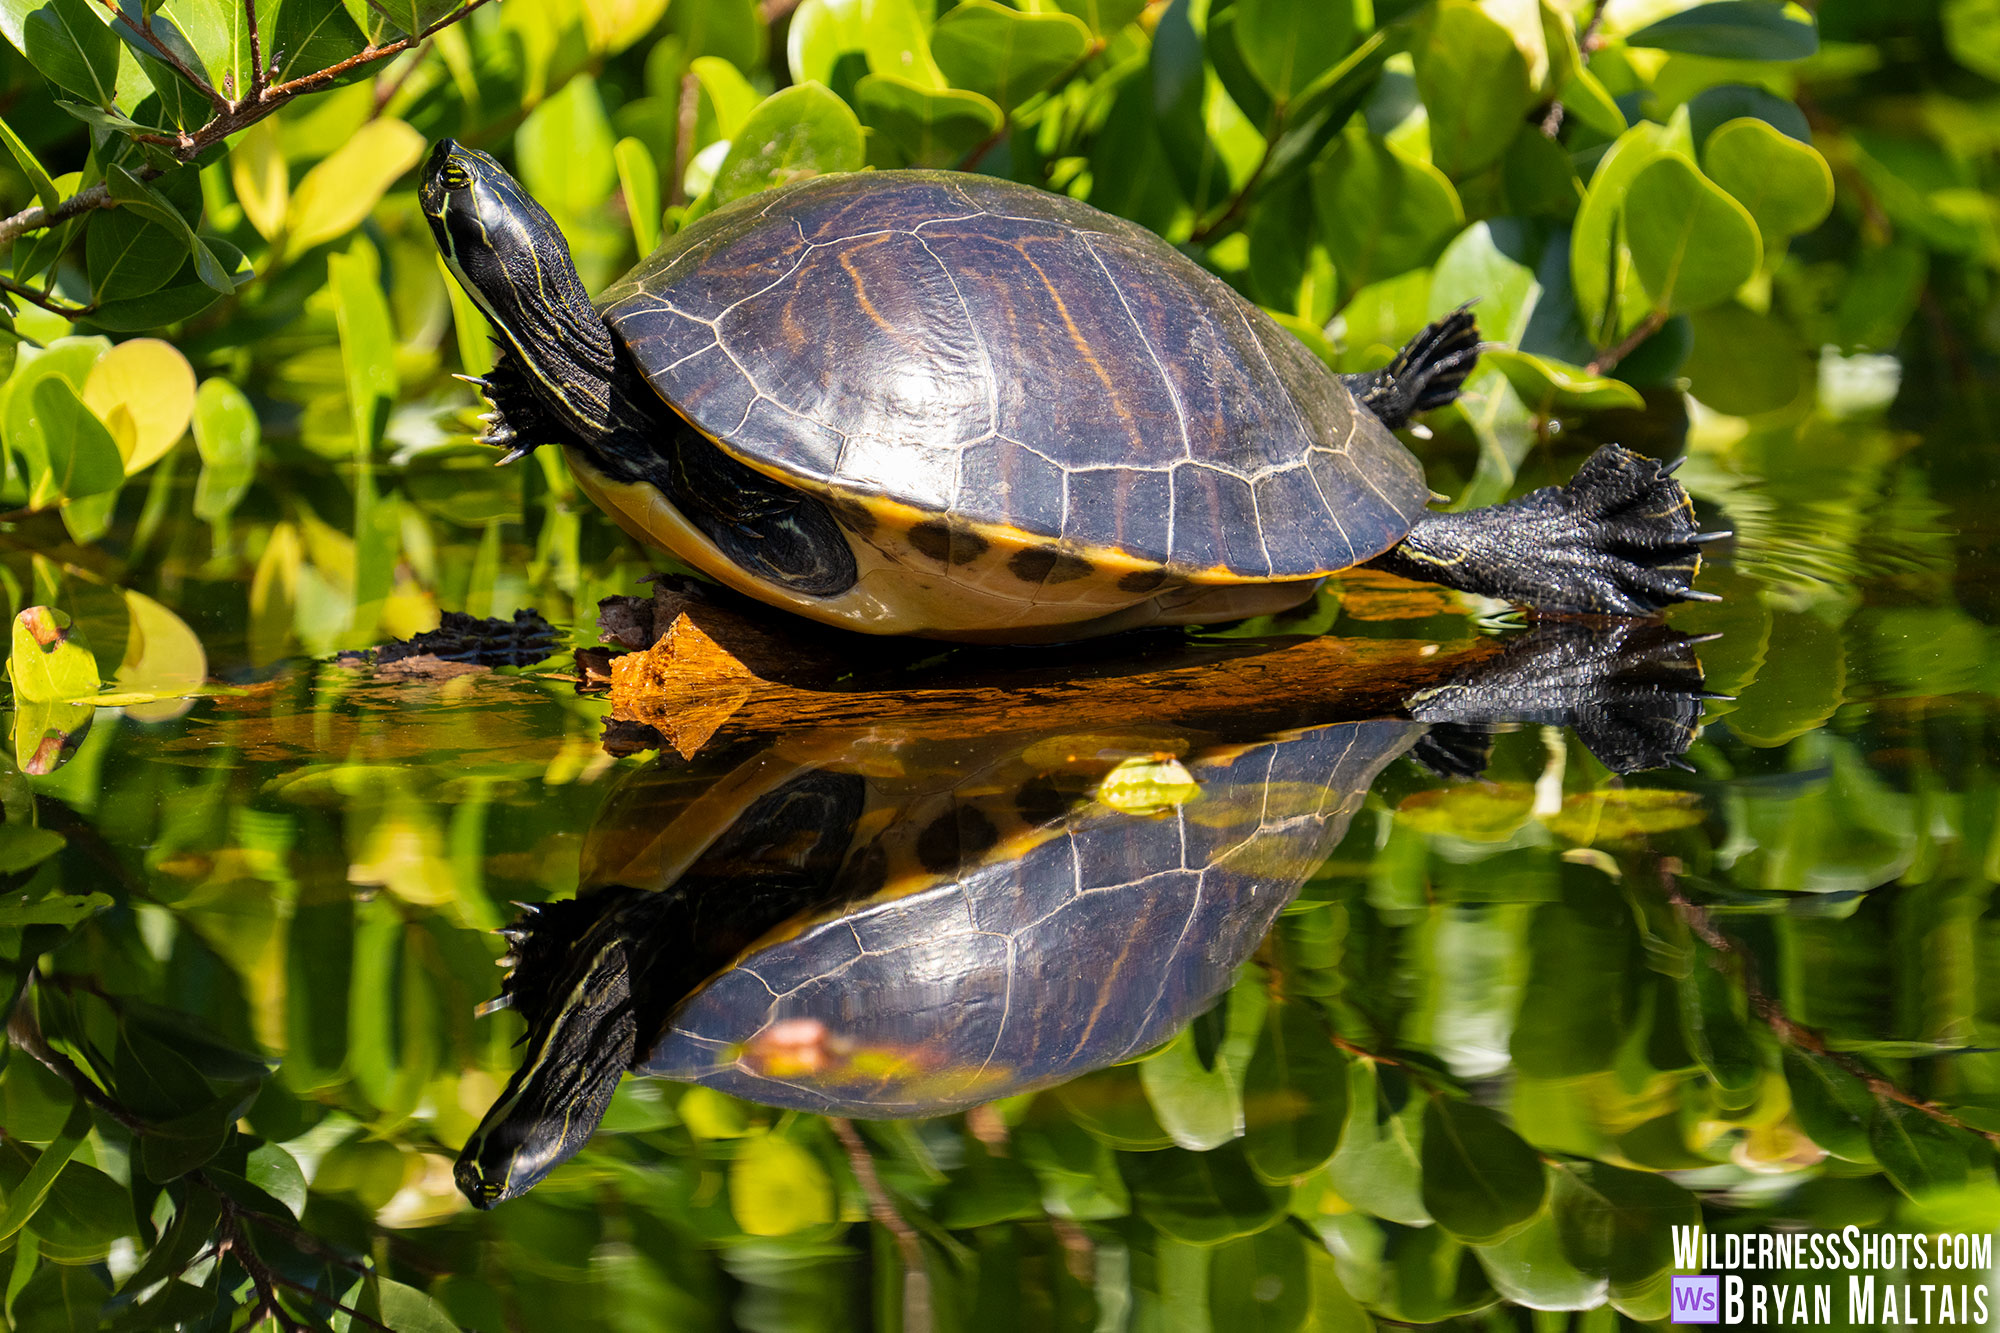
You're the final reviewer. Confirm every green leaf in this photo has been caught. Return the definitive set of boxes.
[860,0,941,87]
[1122,1140,1288,1245]
[85,241,245,332]
[1475,1207,1606,1311]
[268,0,365,83]
[1235,0,1353,109]
[191,377,259,522]
[356,1275,463,1333]
[1482,349,1645,412]
[0,1100,87,1246]
[614,137,662,256]
[1625,0,1817,59]
[517,75,618,232]
[855,73,1003,168]
[1702,116,1834,252]
[1868,1103,1968,1199]
[1943,0,2000,79]
[11,700,93,776]
[328,248,397,455]
[0,114,59,207]
[10,1261,108,1332]
[1242,1003,1349,1183]
[1045,0,1144,34]
[246,1142,308,1217]
[9,606,100,705]
[1558,67,1626,138]
[0,827,66,874]
[139,1088,249,1182]
[1549,1161,1697,1285]
[1325,1061,1428,1225]
[85,199,191,305]
[29,377,123,544]
[0,890,110,925]
[1429,220,1541,343]
[1679,945,1763,1105]
[283,118,425,257]
[1570,120,1673,342]
[1622,153,1762,313]
[1687,83,1811,149]
[105,165,233,296]
[1419,1097,1546,1244]
[20,1156,135,1262]
[691,54,761,137]
[710,83,866,206]
[1210,1227,1311,1331]
[931,0,1091,112]
[1312,129,1463,297]
[1781,1048,1878,1163]
[1412,1,1533,180]
[21,0,119,105]
[1682,302,1805,415]
[729,1133,836,1236]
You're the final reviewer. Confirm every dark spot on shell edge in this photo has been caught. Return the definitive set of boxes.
[1118,568,1169,594]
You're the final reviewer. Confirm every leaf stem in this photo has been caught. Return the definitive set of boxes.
[0,274,92,316]
[1584,308,1665,375]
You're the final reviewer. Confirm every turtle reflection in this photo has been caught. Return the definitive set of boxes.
[455,621,1707,1207]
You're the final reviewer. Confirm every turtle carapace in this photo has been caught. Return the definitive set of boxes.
[420,141,1720,642]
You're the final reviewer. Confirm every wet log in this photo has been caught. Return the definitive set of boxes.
[595,576,1500,758]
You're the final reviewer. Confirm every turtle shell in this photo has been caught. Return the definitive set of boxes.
[625,719,1418,1116]
[598,171,1430,582]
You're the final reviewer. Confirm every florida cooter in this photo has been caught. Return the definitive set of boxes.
[421,141,1718,641]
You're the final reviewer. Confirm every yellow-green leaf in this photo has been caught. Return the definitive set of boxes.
[284,118,425,257]
[729,1133,835,1236]
[81,337,196,473]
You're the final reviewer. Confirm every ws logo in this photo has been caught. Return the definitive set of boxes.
[1672,1276,1722,1323]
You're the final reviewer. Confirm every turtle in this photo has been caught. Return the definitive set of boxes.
[419,140,1720,642]
[452,619,1709,1206]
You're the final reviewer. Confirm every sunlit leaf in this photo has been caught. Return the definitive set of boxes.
[191,376,260,522]
[1702,116,1834,253]
[284,118,426,257]
[19,0,119,105]
[81,337,195,474]
[855,73,1003,168]
[931,0,1091,112]
[9,606,98,706]
[1326,1061,1428,1225]
[709,83,865,206]
[1474,1207,1606,1311]
[229,116,289,242]
[1623,153,1762,313]
[1481,349,1645,412]
[1412,1,1532,180]
[729,1132,836,1235]
[0,1101,87,1245]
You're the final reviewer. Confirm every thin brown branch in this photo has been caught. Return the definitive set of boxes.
[830,1118,931,1330]
[245,0,267,98]
[0,274,92,316]
[214,1203,307,1333]
[95,0,227,111]
[4,979,146,1133]
[1586,308,1666,375]
[1658,858,2000,1148]
[371,39,431,117]
[1579,0,1612,54]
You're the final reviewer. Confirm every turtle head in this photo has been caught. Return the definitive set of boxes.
[454,893,645,1208]
[421,139,617,443]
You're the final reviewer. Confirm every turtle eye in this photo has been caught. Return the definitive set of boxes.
[439,161,471,190]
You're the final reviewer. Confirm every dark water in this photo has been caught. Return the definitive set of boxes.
[5,366,1999,1331]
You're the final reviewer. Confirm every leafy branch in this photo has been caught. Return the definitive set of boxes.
[0,0,495,252]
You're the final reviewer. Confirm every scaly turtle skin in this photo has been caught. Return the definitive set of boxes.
[420,141,1719,641]
[452,619,1709,1206]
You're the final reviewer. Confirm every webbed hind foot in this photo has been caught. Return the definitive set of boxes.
[1370,444,1722,616]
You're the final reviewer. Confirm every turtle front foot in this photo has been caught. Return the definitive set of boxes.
[457,352,556,465]
[1371,444,1725,616]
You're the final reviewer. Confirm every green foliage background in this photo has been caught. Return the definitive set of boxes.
[0,0,1996,1328]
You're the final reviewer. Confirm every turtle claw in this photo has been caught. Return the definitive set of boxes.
[1691,529,1734,544]
[475,994,514,1018]
[493,446,534,467]
[454,373,492,389]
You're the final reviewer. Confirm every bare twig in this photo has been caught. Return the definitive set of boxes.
[0,274,92,316]
[830,1119,932,1333]
[1585,309,1666,375]
[1579,0,1613,54]
[245,0,267,97]
[1658,858,2000,1148]
[96,0,227,112]
[214,1202,307,1333]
